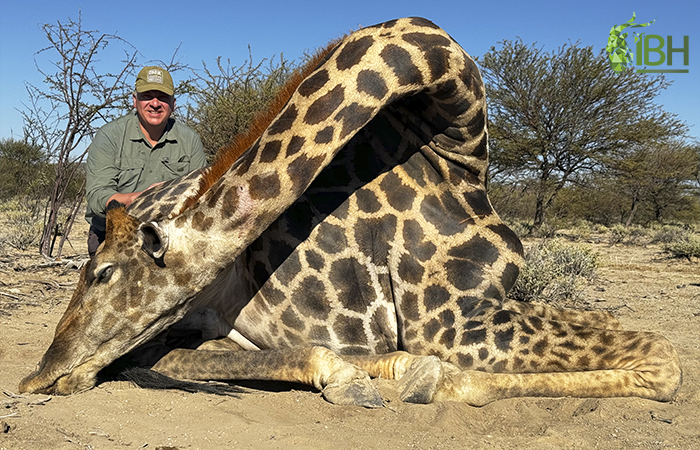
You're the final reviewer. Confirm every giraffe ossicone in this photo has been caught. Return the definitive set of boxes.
[19,17,682,407]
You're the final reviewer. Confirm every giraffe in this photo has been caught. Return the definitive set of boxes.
[19,17,681,407]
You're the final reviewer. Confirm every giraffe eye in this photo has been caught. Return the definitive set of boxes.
[96,265,114,284]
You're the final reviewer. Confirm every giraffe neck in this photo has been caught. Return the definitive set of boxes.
[158,18,489,289]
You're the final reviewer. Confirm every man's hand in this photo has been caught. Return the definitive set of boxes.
[106,182,165,207]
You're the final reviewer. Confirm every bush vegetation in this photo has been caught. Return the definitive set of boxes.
[509,240,598,304]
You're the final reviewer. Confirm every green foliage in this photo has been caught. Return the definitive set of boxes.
[651,225,691,244]
[607,224,652,246]
[0,198,44,251]
[664,235,700,260]
[0,138,50,200]
[480,39,686,231]
[602,141,699,225]
[509,240,598,303]
[607,223,629,245]
[183,53,297,158]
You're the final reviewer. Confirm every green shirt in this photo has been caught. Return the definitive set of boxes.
[85,112,207,230]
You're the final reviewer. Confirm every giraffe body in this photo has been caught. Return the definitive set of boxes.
[19,18,681,406]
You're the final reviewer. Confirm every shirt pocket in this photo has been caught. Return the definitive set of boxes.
[117,159,144,190]
[162,156,191,177]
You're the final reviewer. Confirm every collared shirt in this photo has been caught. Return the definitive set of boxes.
[85,112,208,230]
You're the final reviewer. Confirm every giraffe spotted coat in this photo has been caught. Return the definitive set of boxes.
[20,18,681,407]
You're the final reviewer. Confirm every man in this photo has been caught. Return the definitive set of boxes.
[85,66,208,257]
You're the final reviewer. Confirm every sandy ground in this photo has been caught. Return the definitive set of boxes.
[1,223,699,450]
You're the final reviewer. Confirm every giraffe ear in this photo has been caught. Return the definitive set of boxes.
[137,222,169,260]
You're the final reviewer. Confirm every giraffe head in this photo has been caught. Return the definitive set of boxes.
[19,205,195,394]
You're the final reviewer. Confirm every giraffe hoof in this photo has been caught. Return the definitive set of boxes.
[321,367,384,408]
[397,356,443,404]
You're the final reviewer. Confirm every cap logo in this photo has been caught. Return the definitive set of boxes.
[146,69,164,84]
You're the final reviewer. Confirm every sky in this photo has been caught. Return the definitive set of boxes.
[0,0,698,144]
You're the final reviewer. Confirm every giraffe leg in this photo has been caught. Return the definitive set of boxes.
[341,352,447,403]
[406,329,680,406]
[150,346,384,407]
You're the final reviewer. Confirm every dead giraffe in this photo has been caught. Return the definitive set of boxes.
[20,17,681,407]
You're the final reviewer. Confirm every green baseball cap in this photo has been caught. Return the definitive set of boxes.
[135,66,174,96]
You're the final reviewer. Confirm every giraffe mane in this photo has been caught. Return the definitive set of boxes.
[179,38,343,213]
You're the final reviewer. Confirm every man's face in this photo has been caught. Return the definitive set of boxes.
[133,90,175,129]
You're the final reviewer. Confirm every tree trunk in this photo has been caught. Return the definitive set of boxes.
[55,181,85,259]
[625,197,639,227]
[40,195,60,257]
[531,196,546,234]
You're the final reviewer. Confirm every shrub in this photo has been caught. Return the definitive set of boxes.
[651,225,691,244]
[625,225,651,246]
[664,235,700,260]
[572,220,592,241]
[0,198,43,251]
[503,220,530,239]
[607,223,629,246]
[509,240,598,304]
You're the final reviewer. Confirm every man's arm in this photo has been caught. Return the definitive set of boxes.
[189,133,208,170]
[86,129,122,218]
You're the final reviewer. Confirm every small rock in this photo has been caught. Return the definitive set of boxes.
[1,420,11,433]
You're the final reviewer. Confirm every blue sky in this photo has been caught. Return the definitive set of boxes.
[0,0,697,142]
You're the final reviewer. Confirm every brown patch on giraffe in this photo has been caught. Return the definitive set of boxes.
[398,253,424,284]
[336,35,375,71]
[297,69,330,97]
[191,211,213,232]
[315,222,347,254]
[314,126,335,144]
[380,44,424,86]
[478,348,489,360]
[329,258,375,313]
[423,319,440,341]
[267,106,298,136]
[409,17,440,29]
[281,306,306,332]
[220,186,240,219]
[400,291,420,321]
[462,329,487,346]
[423,285,450,312]
[110,294,127,312]
[458,353,474,368]
[356,69,388,100]
[379,171,416,212]
[439,328,456,349]
[333,315,367,346]
[405,34,452,82]
[304,85,345,126]
[285,135,306,157]
[174,271,192,286]
[287,154,326,197]
[334,103,375,140]
[249,173,281,200]
[259,140,283,163]
[292,276,331,320]
[355,189,382,213]
[304,249,324,271]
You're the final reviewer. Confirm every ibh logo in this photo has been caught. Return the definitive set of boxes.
[606,12,690,74]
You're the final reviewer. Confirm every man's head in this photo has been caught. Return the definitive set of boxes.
[133,66,176,132]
